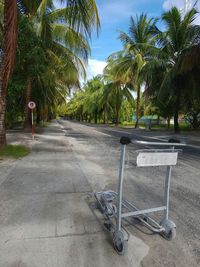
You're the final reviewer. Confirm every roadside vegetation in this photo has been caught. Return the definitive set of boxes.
[0,2,200,150]
[65,7,200,133]
[0,0,100,148]
[0,144,30,159]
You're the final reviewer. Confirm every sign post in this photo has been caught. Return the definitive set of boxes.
[28,101,36,139]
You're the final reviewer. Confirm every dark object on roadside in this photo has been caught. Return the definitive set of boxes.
[168,138,180,143]
[112,118,121,124]
[120,136,131,145]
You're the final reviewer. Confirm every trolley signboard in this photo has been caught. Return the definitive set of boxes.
[136,151,178,167]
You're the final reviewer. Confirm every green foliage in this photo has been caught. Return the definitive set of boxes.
[4,3,200,131]
[120,99,135,122]
[0,144,30,159]
[66,75,134,125]
[6,16,48,126]
[142,7,200,131]
[18,17,47,77]
[4,0,100,128]
[108,14,159,127]
[66,76,105,122]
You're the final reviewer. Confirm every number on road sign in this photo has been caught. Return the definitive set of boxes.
[28,101,36,109]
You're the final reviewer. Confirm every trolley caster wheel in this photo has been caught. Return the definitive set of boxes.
[107,204,117,216]
[162,227,176,241]
[160,219,176,241]
[96,201,107,214]
[113,231,128,255]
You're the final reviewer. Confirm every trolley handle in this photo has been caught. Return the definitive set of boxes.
[120,136,186,147]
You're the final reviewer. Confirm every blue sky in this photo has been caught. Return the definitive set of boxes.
[91,0,163,61]
[54,1,200,79]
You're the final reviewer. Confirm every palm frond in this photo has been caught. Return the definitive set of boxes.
[52,23,90,60]
[66,0,100,38]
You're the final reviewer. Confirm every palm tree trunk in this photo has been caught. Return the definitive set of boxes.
[174,109,180,133]
[24,77,32,130]
[167,117,170,129]
[134,85,140,128]
[116,107,119,126]
[157,115,160,125]
[94,112,97,124]
[174,92,180,133]
[0,99,6,147]
[103,110,106,124]
[0,0,17,148]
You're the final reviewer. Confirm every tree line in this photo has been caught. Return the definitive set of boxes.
[66,7,200,132]
[0,3,200,150]
[0,0,100,148]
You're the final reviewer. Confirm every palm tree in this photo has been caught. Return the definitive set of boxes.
[0,0,17,147]
[22,0,99,128]
[103,57,133,126]
[0,0,100,147]
[116,14,158,128]
[157,7,200,132]
[81,76,104,123]
[176,43,200,128]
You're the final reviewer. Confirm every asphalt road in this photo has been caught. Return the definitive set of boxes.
[59,119,200,267]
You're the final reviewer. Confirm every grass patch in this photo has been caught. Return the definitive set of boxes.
[0,144,30,159]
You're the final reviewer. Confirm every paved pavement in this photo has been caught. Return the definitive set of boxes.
[0,122,149,267]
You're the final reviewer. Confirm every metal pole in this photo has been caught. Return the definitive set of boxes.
[117,144,126,231]
[31,110,34,140]
[164,165,172,220]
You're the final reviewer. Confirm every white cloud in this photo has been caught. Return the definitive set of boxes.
[86,59,107,80]
[163,0,200,23]
[163,0,185,10]
[163,0,200,11]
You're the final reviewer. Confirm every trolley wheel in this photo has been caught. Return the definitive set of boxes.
[104,204,117,216]
[113,231,128,255]
[96,200,107,214]
[160,219,176,241]
[162,227,176,241]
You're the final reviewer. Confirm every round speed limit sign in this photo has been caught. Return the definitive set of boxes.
[28,101,36,110]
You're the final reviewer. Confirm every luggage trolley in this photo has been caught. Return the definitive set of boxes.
[95,136,186,255]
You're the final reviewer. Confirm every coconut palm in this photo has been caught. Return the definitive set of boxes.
[0,0,17,147]
[103,56,133,126]
[157,7,200,132]
[81,76,104,123]
[176,43,200,128]
[21,0,99,128]
[116,14,158,128]
[0,0,100,147]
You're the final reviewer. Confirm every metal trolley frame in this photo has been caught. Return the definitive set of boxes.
[95,137,186,255]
